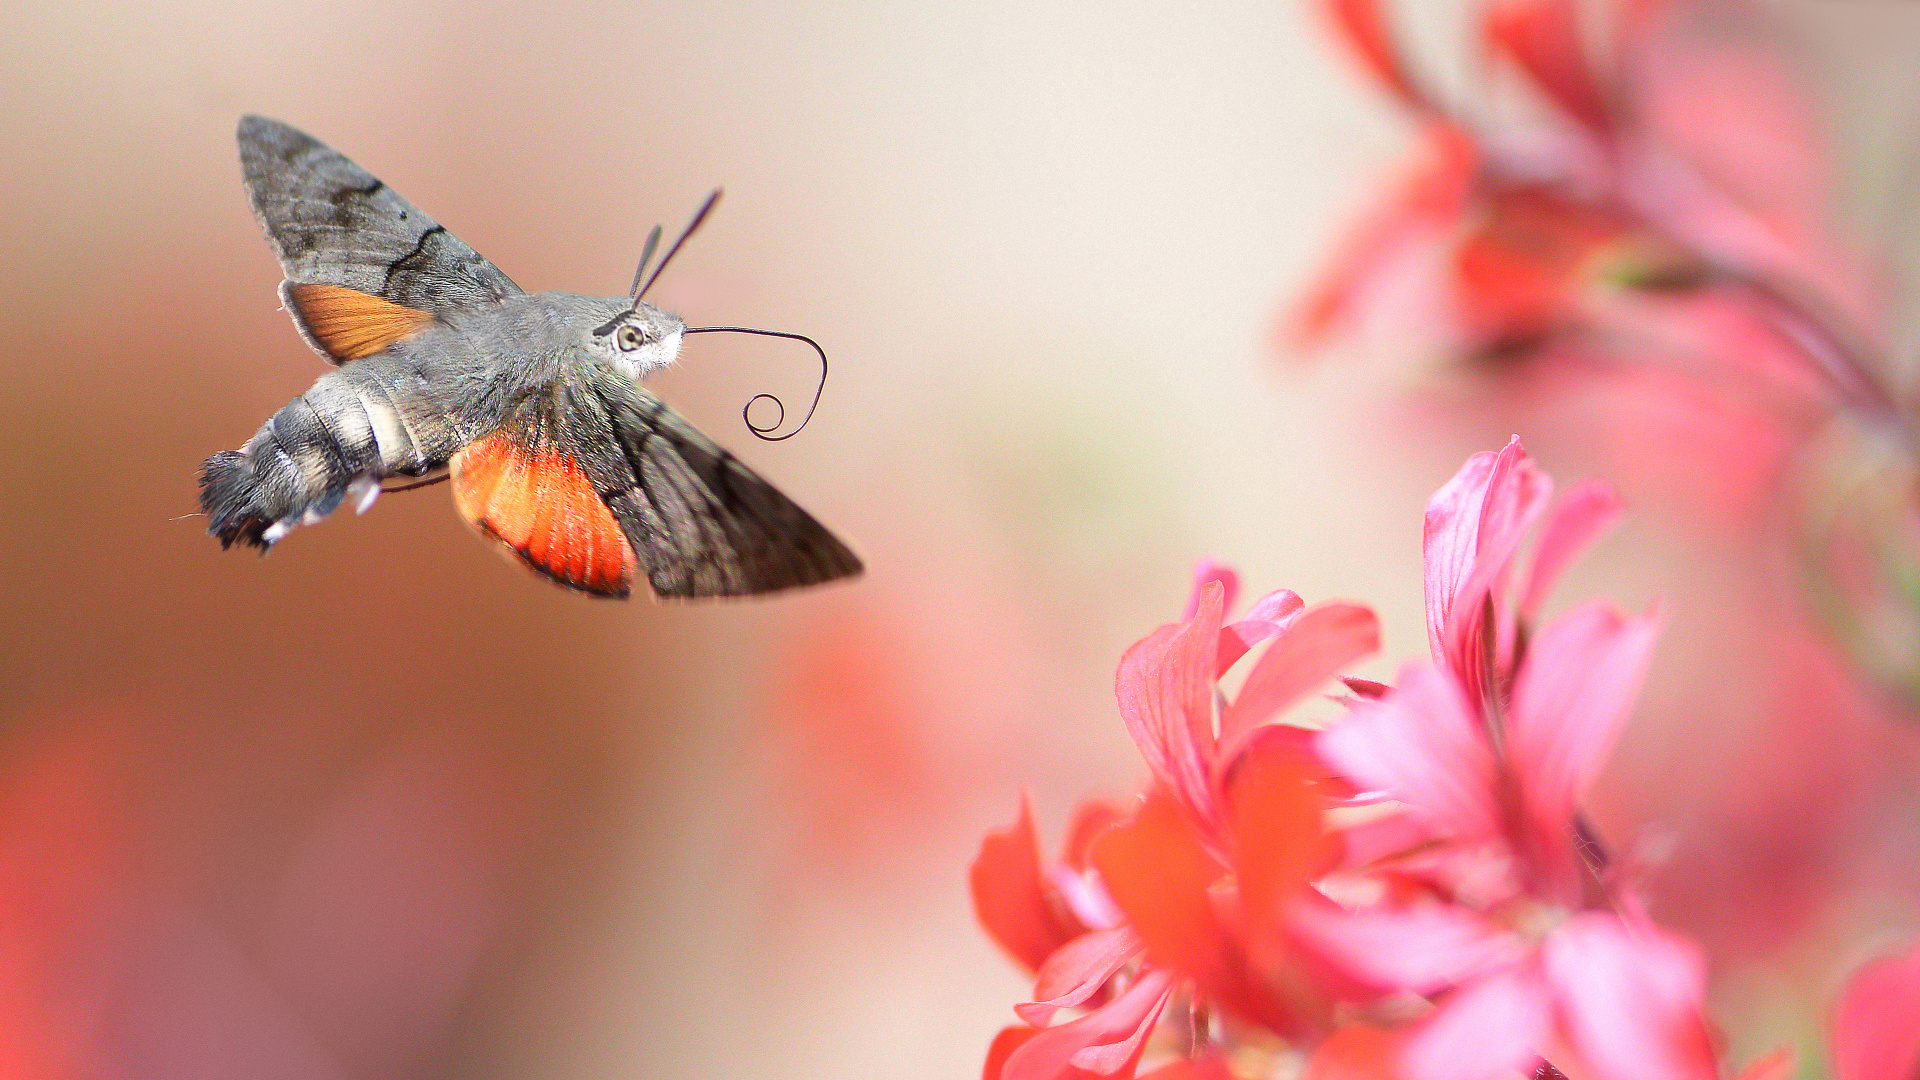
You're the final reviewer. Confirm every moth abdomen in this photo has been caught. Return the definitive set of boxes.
[199,391,382,551]
[198,449,274,549]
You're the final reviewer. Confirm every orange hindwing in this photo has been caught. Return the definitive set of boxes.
[450,433,638,597]
[284,282,436,361]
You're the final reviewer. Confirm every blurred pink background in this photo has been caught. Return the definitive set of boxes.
[5,1,1920,1077]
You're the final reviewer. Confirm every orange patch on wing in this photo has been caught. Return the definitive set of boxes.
[286,282,436,360]
[450,433,637,597]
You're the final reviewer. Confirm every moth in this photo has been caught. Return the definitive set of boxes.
[200,115,862,598]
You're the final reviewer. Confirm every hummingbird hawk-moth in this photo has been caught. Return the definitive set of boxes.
[200,116,862,599]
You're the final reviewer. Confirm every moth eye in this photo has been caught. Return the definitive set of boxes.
[616,325,647,352]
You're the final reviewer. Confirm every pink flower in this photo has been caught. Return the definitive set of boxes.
[1832,940,1920,1080]
[1313,614,1720,1076]
[1308,441,1717,1080]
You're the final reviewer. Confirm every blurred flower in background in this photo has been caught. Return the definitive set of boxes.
[1294,0,1920,706]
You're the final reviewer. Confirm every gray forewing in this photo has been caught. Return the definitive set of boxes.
[237,115,521,316]
[582,368,863,598]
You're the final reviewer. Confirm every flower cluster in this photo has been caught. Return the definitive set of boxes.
[973,440,1776,1080]
[1294,0,1920,704]
[1297,0,1869,375]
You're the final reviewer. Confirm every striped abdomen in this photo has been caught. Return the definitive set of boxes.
[199,361,461,550]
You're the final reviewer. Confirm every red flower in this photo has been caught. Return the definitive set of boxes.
[973,797,1113,977]
[1116,566,1377,860]
[974,567,1382,1080]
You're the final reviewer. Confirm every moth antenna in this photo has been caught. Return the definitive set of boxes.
[683,326,829,442]
[636,188,721,301]
[629,224,664,302]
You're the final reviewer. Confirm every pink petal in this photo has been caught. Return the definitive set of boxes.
[1832,943,1920,1080]
[1016,927,1146,1027]
[1186,560,1240,621]
[1519,479,1625,619]
[1063,801,1127,871]
[1003,969,1175,1080]
[1541,914,1716,1080]
[1217,589,1306,676]
[1219,602,1381,762]
[1633,27,1858,312]
[1244,588,1308,625]
[972,797,1082,973]
[1401,966,1553,1080]
[986,1026,1043,1080]
[1290,901,1524,994]
[1326,810,1433,870]
[1317,663,1500,843]
[1052,866,1126,933]
[1289,126,1476,347]
[1423,449,1500,659]
[1465,438,1551,569]
[1506,604,1658,888]
[1067,985,1169,1073]
[1454,442,1552,655]
[1485,0,1614,132]
[1093,788,1303,1036]
[1424,440,1552,684]
[1320,0,1435,113]
[1117,584,1227,833]
[1056,804,1129,929]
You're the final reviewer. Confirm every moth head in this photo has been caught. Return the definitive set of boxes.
[592,303,685,379]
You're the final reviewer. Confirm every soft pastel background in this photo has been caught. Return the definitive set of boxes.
[4,2,1920,1078]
